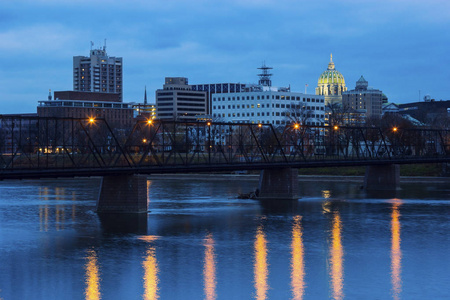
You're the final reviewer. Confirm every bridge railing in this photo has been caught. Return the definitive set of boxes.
[0,116,449,173]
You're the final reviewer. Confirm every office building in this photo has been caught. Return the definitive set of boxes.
[342,76,383,118]
[73,44,123,100]
[191,83,246,114]
[212,65,325,125]
[155,77,207,121]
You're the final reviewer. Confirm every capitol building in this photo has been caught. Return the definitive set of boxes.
[315,54,347,105]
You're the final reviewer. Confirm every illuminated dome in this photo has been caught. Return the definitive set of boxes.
[315,54,347,105]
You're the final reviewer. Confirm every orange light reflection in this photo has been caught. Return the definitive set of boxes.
[254,225,269,300]
[391,201,402,300]
[291,215,305,300]
[85,249,101,300]
[203,233,217,300]
[329,212,344,300]
[139,236,159,300]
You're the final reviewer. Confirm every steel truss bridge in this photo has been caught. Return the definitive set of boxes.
[0,116,449,180]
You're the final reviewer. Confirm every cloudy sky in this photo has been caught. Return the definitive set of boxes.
[1,0,449,114]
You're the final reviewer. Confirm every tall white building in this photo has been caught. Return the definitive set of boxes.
[73,44,123,100]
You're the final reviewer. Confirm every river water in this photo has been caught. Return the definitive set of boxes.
[0,175,449,300]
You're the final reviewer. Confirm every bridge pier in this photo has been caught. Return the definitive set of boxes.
[96,174,148,213]
[364,164,400,191]
[257,168,299,200]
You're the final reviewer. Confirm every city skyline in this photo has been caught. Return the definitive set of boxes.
[1,0,449,114]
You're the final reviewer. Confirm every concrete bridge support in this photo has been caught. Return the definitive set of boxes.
[257,168,299,200]
[364,164,400,191]
[96,174,148,213]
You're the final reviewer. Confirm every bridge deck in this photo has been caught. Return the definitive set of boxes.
[1,117,448,180]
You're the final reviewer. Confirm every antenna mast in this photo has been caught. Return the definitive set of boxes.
[257,62,273,87]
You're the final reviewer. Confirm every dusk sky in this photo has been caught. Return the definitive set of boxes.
[1,0,449,114]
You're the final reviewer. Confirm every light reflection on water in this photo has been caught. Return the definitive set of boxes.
[0,178,449,299]
[291,215,305,300]
[329,211,344,300]
[140,236,159,300]
[85,249,101,300]
[391,201,402,300]
[254,224,269,300]
[203,233,216,300]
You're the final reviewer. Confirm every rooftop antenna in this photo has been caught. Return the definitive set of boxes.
[103,39,107,51]
[257,61,273,87]
[90,41,94,50]
[48,89,52,101]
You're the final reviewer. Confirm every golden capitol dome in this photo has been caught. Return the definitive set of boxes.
[315,54,347,105]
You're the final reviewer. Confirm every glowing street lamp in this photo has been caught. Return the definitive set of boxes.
[333,125,339,130]
[142,139,147,143]
[294,123,300,130]
[258,123,262,128]
[147,119,152,125]
[393,127,398,132]
[89,117,95,124]
[207,122,211,126]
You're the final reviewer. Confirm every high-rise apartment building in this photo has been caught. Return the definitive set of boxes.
[73,45,123,100]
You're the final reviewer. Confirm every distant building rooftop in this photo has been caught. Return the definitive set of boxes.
[54,91,122,102]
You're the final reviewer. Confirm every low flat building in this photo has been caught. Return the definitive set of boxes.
[37,91,134,127]
[212,87,325,126]
[211,64,325,126]
[398,100,450,125]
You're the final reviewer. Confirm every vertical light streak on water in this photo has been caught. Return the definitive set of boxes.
[254,225,269,300]
[85,249,101,300]
[291,215,305,300]
[55,187,62,231]
[39,187,49,232]
[147,180,152,206]
[391,201,402,300]
[72,191,76,222]
[140,236,159,300]
[329,211,344,300]
[203,233,217,300]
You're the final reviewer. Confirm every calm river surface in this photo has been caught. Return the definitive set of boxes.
[0,175,449,300]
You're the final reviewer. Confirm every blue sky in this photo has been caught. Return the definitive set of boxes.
[1,0,449,114]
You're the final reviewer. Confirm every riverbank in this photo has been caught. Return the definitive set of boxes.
[149,173,450,183]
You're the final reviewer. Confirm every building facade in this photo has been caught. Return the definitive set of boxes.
[155,77,207,122]
[211,88,325,126]
[191,83,246,114]
[37,91,134,127]
[316,54,347,105]
[342,76,383,118]
[73,46,123,100]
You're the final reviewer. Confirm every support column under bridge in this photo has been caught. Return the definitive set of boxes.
[364,164,400,191]
[258,168,299,200]
[97,175,148,213]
